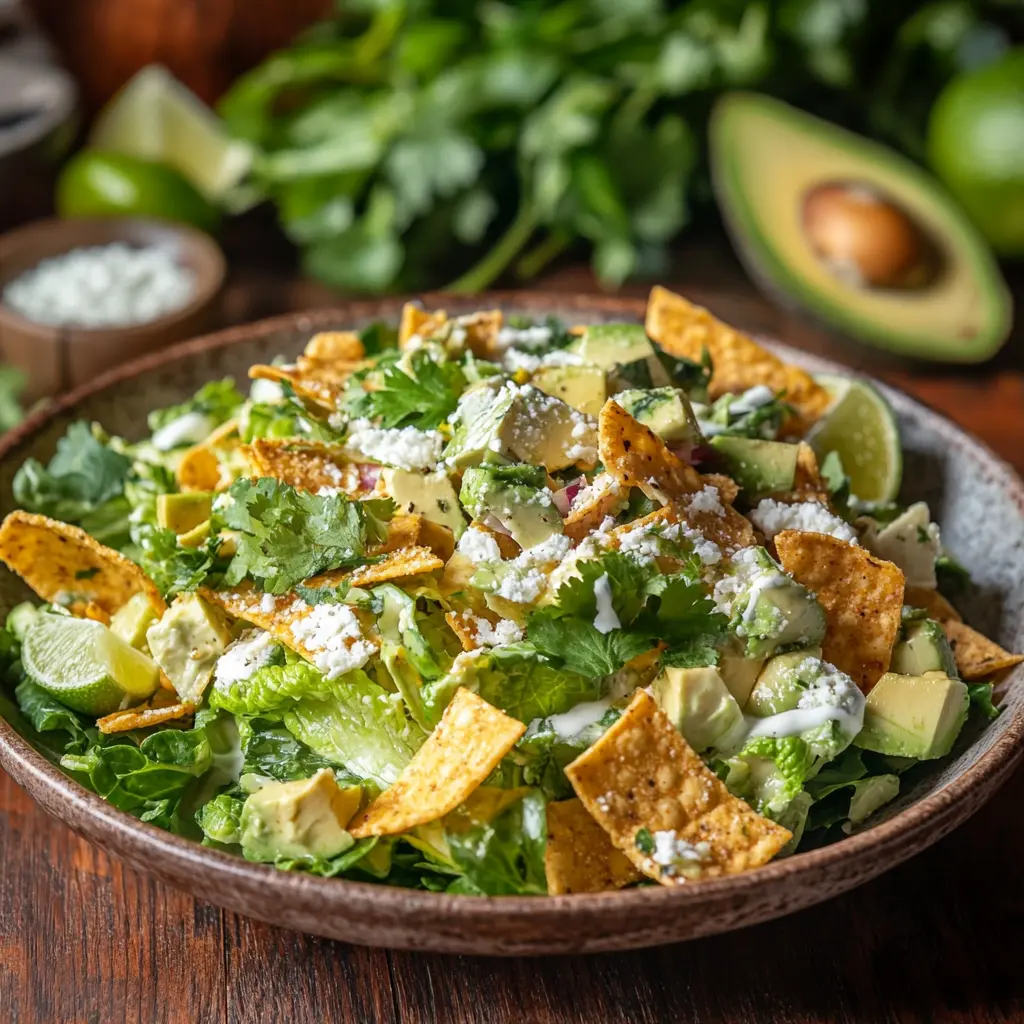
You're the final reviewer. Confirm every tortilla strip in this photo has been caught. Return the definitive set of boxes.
[399,304,448,347]
[176,418,240,493]
[0,512,166,617]
[378,514,456,562]
[775,530,904,691]
[645,286,831,428]
[545,798,642,895]
[98,698,195,735]
[349,688,525,837]
[563,473,626,543]
[942,620,1024,680]
[305,545,444,589]
[565,690,790,882]
[242,439,369,496]
[303,330,365,363]
[248,363,346,410]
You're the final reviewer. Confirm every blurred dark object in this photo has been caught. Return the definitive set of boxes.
[24,0,333,113]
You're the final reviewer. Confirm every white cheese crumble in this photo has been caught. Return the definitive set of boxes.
[712,546,784,618]
[592,573,620,634]
[289,602,375,680]
[259,593,280,614]
[502,347,583,373]
[516,533,572,567]
[345,418,443,471]
[152,411,215,451]
[495,324,554,351]
[728,385,776,415]
[471,615,524,648]
[457,526,504,564]
[213,630,278,689]
[651,831,712,872]
[494,567,547,604]
[687,484,725,518]
[750,499,859,544]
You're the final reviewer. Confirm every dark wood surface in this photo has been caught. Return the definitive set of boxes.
[3,233,1024,1023]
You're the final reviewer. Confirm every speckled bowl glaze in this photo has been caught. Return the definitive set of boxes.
[0,293,1021,956]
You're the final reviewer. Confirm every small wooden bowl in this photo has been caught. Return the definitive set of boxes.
[0,217,225,401]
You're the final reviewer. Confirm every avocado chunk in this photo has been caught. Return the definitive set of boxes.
[460,465,562,551]
[709,92,1011,361]
[745,647,824,716]
[146,594,233,704]
[240,769,361,862]
[157,492,213,535]
[615,387,701,445]
[652,664,745,753]
[718,651,765,708]
[110,593,159,652]
[891,618,957,678]
[568,323,670,390]
[531,364,606,417]
[178,520,211,548]
[710,436,799,498]
[443,380,597,472]
[861,501,939,589]
[382,467,465,539]
[855,671,969,760]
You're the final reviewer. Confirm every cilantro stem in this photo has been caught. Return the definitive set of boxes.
[447,202,538,294]
[516,230,572,280]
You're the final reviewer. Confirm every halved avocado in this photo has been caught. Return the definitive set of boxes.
[709,92,1012,362]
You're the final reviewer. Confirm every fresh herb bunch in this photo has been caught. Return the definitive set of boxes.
[219,0,1018,293]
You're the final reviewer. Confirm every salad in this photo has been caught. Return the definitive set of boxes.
[0,286,1019,895]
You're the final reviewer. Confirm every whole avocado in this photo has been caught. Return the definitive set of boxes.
[57,150,219,233]
[928,49,1024,257]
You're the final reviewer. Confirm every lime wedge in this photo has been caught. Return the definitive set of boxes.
[808,373,902,502]
[89,65,252,200]
[22,614,161,717]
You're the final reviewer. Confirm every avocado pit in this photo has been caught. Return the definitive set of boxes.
[802,182,939,290]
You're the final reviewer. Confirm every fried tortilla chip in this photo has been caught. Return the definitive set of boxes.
[445,609,482,651]
[248,363,346,410]
[303,330,365,363]
[399,304,448,347]
[176,418,240,493]
[599,400,703,502]
[349,688,525,837]
[677,484,756,555]
[701,472,740,506]
[565,690,790,882]
[98,697,195,734]
[0,512,166,617]
[942,620,1024,680]
[457,310,503,359]
[348,546,444,586]
[378,514,456,562]
[242,439,368,496]
[904,586,962,623]
[775,530,904,691]
[563,473,626,543]
[645,286,831,428]
[545,798,642,895]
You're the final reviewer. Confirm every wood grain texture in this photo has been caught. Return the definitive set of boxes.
[2,228,1024,1021]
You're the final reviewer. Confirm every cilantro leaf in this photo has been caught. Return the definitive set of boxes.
[130,524,220,598]
[348,350,466,430]
[527,610,652,677]
[221,477,394,594]
[968,683,1000,722]
[552,551,659,626]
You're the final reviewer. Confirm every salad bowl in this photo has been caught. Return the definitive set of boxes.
[0,292,1021,955]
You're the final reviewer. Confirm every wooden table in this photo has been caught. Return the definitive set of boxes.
[3,234,1023,1023]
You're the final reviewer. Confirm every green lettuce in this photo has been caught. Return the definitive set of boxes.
[196,792,245,845]
[208,657,329,716]
[148,378,244,436]
[238,714,351,783]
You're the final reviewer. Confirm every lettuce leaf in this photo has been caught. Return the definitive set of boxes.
[238,714,350,783]
[196,792,245,845]
[148,378,244,435]
[209,658,338,716]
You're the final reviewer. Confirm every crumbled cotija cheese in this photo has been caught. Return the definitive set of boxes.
[750,499,859,544]
[457,526,504,564]
[213,630,278,688]
[471,615,524,648]
[289,603,375,679]
[346,419,443,471]
[688,485,725,517]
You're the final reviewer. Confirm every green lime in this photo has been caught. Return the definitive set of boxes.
[808,374,902,502]
[90,65,252,201]
[56,150,220,233]
[927,48,1024,257]
[21,613,160,717]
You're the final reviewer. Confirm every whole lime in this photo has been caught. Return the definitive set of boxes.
[56,150,219,233]
[927,49,1024,257]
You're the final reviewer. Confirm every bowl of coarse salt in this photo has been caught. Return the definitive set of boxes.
[0,217,225,401]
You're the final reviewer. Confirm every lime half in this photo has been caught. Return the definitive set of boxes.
[90,65,252,201]
[808,373,902,502]
[22,614,160,717]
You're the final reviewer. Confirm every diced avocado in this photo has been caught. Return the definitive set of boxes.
[745,648,824,716]
[615,387,701,445]
[891,618,957,677]
[652,664,745,753]
[718,651,765,708]
[157,492,213,535]
[846,774,900,826]
[382,467,466,539]
[861,501,940,588]
[855,672,969,759]
[532,364,606,417]
[240,768,361,862]
[443,380,597,472]
[7,601,42,641]
[178,520,211,548]
[145,594,233,704]
[460,465,562,551]
[568,323,670,391]
[710,436,799,498]
[709,92,1011,362]
[110,593,159,652]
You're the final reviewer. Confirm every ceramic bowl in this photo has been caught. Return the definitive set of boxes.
[0,217,225,402]
[0,293,1021,956]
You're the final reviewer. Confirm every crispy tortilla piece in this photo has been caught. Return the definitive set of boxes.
[349,688,525,837]
[248,363,346,411]
[599,400,703,503]
[563,473,626,543]
[457,310,503,359]
[701,472,740,506]
[445,609,482,651]
[942,620,1024,680]
[298,546,444,594]
[0,512,166,617]
[177,418,240,493]
[242,439,368,496]
[377,514,456,562]
[545,798,642,895]
[98,697,195,735]
[677,485,756,554]
[303,330,365,363]
[399,304,448,347]
[775,530,904,691]
[645,286,831,429]
[904,586,962,623]
[565,691,790,882]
